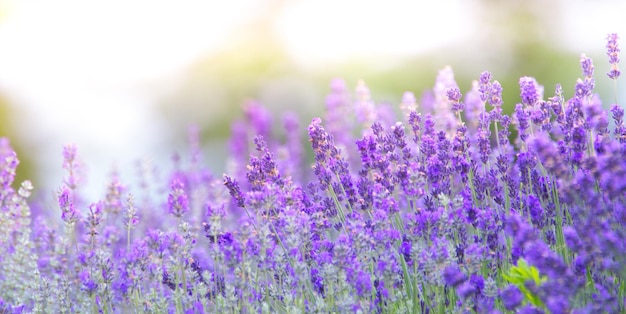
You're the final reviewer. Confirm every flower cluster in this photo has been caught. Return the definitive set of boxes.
[0,34,625,313]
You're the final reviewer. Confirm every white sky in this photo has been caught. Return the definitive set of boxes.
[0,0,624,199]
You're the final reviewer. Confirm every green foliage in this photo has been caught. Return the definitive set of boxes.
[503,258,547,308]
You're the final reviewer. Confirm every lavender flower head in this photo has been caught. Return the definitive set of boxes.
[580,53,594,77]
[607,33,621,79]
[58,186,78,224]
[488,80,503,108]
[167,178,189,218]
[478,71,492,102]
[1,33,626,314]
[62,143,82,190]
[519,76,541,106]
[446,87,464,114]
[576,54,595,98]
[223,174,245,207]
[478,71,504,108]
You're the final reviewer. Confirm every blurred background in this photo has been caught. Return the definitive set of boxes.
[0,0,625,202]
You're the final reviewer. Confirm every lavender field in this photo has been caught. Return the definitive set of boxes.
[0,34,624,313]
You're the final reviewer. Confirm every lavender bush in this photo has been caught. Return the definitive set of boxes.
[1,34,625,314]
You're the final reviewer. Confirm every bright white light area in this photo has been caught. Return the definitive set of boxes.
[0,0,261,197]
[0,0,625,200]
[276,0,478,65]
[0,0,260,89]
[559,0,626,53]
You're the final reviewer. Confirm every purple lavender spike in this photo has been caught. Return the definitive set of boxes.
[606,33,621,80]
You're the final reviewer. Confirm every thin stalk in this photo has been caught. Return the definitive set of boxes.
[327,184,349,234]
[613,79,619,106]
[334,173,354,214]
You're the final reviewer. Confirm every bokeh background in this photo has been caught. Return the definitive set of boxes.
[0,0,625,203]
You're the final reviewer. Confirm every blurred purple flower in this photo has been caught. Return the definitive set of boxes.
[606,33,621,79]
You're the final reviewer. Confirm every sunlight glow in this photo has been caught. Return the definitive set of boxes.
[0,0,623,198]
[276,0,476,65]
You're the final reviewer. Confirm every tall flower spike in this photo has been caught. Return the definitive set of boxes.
[606,33,621,80]
[167,178,189,218]
[86,202,103,246]
[58,186,78,224]
[104,168,125,215]
[576,54,595,98]
[478,71,492,102]
[62,143,82,190]
[123,194,139,230]
[224,175,245,207]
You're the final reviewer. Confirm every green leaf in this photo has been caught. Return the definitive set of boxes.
[503,259,547,308]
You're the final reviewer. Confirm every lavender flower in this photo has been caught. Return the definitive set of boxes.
[223,175,245,207]
[478,71,492,102]
[576,54,595,98]
[519,77,541,106]
[446,87,464,114]
[501,284,523,310]
[443,264,467,287]
[85,202,103,245]
[515,103,531,142]
[167,178,189,218]
[1,34,626,314]
[478,71,504,109]
[58,186,78,225]
[62,143,82,190]
[606,33,621,79]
